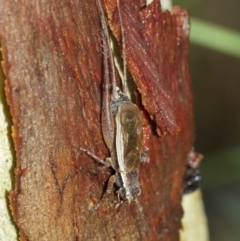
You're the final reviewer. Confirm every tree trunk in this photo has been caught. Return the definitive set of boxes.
[0,0,195,240]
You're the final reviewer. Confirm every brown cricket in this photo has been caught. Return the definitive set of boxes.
[77,0,145,203]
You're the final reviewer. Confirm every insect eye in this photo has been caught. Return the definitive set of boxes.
[132,187,141,198]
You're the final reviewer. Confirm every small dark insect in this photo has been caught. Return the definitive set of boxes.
[183,150,203,194]
[184,164,201,194]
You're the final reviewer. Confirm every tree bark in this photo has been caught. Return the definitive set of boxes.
[0,0,194,240]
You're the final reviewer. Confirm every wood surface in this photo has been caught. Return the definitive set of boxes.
[0,0,194,240]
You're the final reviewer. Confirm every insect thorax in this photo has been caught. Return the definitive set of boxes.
[111,92,130,115]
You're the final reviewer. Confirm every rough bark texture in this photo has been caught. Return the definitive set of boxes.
[0,0,194,240]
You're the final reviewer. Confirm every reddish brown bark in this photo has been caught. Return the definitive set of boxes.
[0,0,194,240]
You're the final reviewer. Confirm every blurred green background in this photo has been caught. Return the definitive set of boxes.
[172,0,240,240]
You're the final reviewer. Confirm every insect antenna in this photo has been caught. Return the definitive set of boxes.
[116,0,128,96]
[135,199,150,235]
[119,200,150,237]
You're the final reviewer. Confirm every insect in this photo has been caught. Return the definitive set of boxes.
[77,0,144,203]
[183,149,203,194]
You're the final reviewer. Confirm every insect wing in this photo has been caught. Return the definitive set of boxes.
[116,102,142,172]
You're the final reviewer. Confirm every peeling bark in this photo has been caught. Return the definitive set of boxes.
[0,0,194,240]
